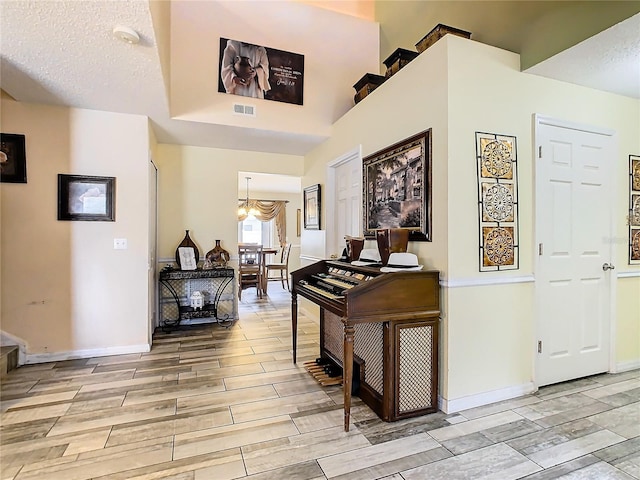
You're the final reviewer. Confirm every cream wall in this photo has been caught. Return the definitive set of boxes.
[170,1,380,140]
[304,40,450,273]
[154,144,303,265]
[1,97,151,361]
[445,37,639,403]
[303,35,640,410]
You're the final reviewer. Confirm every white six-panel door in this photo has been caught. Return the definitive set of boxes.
[327,148,362,259]
[535,116,616,386]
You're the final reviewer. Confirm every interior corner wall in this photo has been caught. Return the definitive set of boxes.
[303,37,451,389]
[0,97,151,361]
[154,144,303,265]
[170,0,379,137]
[444,35,640,405]
[303,33,639,410]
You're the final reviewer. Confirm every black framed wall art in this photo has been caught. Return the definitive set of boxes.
[362,129,432,241]
[0,133,27,183]
[58,174,116,221]
[303,184,321,230]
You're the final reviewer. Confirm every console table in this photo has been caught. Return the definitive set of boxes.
[159,267,236,330]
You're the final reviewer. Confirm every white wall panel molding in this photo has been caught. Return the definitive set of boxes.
[617,271,640,278]
[440,275,535,288]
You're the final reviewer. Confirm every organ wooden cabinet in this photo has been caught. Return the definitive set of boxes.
[291,260,441,431]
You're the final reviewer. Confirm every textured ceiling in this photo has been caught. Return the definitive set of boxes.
[1,1,638,156]
[525,13,640,99]
[1,1,167,117]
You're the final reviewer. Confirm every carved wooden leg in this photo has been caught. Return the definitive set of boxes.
[291,292,298,364]
[343,323,354,432]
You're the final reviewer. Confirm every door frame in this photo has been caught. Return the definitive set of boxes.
[325,145,362,259]
[149,156,159,344]
[533,113,618,386]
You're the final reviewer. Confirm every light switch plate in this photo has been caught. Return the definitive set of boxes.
[114,238,127,250]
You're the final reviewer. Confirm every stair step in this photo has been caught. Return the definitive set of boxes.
[1,345,19,377]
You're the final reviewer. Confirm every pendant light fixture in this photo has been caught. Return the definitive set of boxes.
[238,176,259,217]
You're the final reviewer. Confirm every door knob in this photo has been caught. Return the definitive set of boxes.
[602,263,615,271]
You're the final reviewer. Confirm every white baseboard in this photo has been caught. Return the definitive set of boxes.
[439,382,536,414]
[615,359,640,373]
[25,344,151,364]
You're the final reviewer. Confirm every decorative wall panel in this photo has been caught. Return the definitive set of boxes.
[630,155,640,264]
[476,132,519,271]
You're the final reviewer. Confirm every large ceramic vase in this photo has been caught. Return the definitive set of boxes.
[376,228,410,265]
[175,230,200,268]
[204,239,230,269]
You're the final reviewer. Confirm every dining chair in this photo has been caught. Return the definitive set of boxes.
[265,243,292,291]
[238,244,263,300]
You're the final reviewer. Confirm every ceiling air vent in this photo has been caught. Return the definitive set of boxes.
[233,103,256,117]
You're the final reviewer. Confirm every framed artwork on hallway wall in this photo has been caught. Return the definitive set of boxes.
[218,38,304,105]
[57,174,116,221]
[362,129,432,241]
[475,132,519,271]
[303,184,321,230]
[629,154,640,264]
[0,133,27,183]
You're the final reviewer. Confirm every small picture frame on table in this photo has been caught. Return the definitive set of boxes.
[58,174,116,221]
[303,184,321,230]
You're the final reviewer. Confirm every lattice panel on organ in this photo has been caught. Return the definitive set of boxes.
[322,311,384,395]
[322,311,344,362]
[398,324,434,413]
[354,322,384,395]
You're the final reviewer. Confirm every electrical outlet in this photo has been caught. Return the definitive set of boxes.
[114,238,128,250]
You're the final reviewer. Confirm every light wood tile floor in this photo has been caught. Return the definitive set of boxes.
[1,284,639,479]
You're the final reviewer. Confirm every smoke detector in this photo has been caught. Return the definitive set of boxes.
[112,26,140,44]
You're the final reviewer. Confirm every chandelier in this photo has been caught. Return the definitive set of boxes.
[238,176,259,217]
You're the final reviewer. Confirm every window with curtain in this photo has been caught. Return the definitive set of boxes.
[238,216,274,245]
[238,199,287,246]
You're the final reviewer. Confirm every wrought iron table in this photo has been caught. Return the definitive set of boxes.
[159,267,235,331]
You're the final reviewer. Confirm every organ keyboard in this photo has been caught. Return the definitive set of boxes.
[291,260,441,431]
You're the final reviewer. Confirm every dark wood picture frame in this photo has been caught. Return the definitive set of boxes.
[58,174,116,221]
[363,129,432,241]
[0,133,27,183]
[303,184,321,230]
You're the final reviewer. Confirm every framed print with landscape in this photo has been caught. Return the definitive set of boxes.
[0,133,27,183]
[303,184,321,230]
[58,174,116,221]
[363,129,432,241]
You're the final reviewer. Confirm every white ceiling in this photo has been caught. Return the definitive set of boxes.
[1,2,638,158]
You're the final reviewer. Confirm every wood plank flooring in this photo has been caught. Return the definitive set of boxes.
[1,284,639,479]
